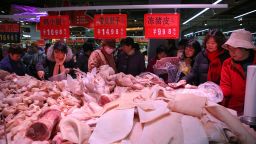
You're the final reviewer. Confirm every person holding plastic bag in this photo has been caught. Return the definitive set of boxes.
[36,41,76,80]
[220,29,256,114]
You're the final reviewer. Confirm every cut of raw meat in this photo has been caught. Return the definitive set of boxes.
[89,108,134,144]
[169,94,207,117]
[59,117,91,144]
[26,109,61,141]
[137,100,170,123]
[181,115,208,144]
[138,112,183,144]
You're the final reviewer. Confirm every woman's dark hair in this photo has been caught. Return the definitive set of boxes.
[156,45,168,55]
[8,45,23,54]
[184,39,202,58]
[178,39,189,50]
[83,42,94,53]
[53,41,68,53]
[203,30,226,51]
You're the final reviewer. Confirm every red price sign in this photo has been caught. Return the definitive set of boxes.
[0,23,20,43]
[0,24,20,32]
[70,13,94,28]
[94,14,127,39]
[39,15,70,39]
[144,13,180,39]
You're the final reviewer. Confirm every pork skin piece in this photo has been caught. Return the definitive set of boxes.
[26,109,61,141]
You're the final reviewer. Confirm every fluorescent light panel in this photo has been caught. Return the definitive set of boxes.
[234,10,256,19]
[183,0,222,25]
[184,29,209,37]
[194,28,209,34]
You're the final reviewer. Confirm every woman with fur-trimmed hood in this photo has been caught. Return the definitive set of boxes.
[36,41,76,80]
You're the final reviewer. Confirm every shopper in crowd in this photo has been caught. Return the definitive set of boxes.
[22,42,46,78]
[147,45,168,82]
[179,30,229,85]
[77,42,94,73]
[0,45,26,76]
[116,37,145,76]
[220,29,256,114]
[44,43,51,55]
[179,39,202,78]
[167,39,177,57]
[177,38,189,59]
[147,45,168,73]
[114,38,125,62]
[88,39,117,72]
[36,41,76,80]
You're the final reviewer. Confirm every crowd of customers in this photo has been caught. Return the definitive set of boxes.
[0,29,255,115]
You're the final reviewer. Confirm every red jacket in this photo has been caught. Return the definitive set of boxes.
[220,53,256,114]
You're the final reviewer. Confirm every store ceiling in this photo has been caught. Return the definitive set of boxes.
[0,0,256,37]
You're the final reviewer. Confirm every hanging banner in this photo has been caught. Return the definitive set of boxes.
[71,13,94,28]
[0,23,20,43]
[144,13,180,39]
[94,14,127,39]
[39,15,70,39]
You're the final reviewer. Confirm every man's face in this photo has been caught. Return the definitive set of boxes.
[10,53,21,61]
[122,45,133,54]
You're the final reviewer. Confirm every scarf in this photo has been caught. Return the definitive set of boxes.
[207,49,224,84]
[101,49,117,72]
[53,55,66,76]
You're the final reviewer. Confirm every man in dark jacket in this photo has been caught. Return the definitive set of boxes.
[22,42,46,78]
[77,42,94,73]
[116,37,145,76]
[0,45,26,76]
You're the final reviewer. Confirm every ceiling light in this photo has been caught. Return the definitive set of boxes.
[234,10,256,19]
[184,29,209,37]
[23,34,31,38]
[183,0,223,25]
[184,32,194,37]
[194,29,209,34]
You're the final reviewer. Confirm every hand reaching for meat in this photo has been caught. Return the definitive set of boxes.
[168,80,187,89]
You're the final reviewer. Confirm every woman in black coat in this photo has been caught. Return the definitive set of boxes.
[36,41,76,80]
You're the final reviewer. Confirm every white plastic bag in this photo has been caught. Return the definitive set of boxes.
[198,81,224,103]
[170,81,224,103]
